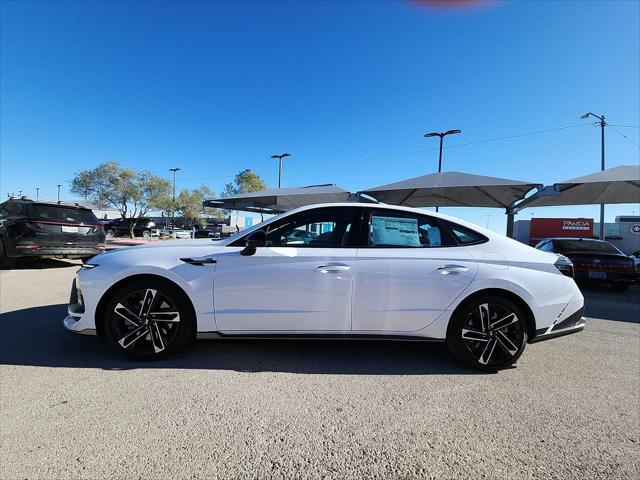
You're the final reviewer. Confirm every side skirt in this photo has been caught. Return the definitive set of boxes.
[196,332,444,342]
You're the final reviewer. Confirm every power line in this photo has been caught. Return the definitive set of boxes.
[177,122,593,182]
[608,124,640,129]
[610,126,640,149]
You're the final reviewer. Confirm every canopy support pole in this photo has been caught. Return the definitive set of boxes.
[505,206,515,239]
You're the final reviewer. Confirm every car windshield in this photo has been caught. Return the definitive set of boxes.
[29,205,98,224]
[557,239,620,254]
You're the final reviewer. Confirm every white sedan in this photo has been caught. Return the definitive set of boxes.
[64,203,585,371]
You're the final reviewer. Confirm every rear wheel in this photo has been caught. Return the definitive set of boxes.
[103,278,195,359]
[105,229,115,239]
[447,296,528,371]
[142,230,151,239]
[0,238,15,269]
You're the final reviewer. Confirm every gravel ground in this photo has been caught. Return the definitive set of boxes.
[1,259,639,480]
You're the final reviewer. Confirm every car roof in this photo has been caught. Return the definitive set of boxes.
[2,198,93,210]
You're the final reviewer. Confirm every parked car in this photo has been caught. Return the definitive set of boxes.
[161,228,192,239]
[535,237,635,291]
[105,217,158,238]
[630,250,640,280]
[64,203,585,371]
[193,229,217,239]
[0,198,105,266]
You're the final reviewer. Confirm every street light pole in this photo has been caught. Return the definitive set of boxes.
[169,168,181,229]
[36,187,39,200]
[57,184,61,202]
[270,153,291,188]
[423,129,462,212]
[581,112,606,240]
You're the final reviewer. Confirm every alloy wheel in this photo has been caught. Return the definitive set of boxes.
[111,288,181,355]
[460,302,525,367]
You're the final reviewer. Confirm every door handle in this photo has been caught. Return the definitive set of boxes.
[437,264,469,274]
[316,263,350,273]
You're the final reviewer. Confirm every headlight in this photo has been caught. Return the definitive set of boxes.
[554,255,574,278]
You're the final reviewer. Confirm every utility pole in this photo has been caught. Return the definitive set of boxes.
[270,153,291,188]
[169,167,181,229]
[423,129,461,212]
[581,112,606,240]
[57,184,62,202]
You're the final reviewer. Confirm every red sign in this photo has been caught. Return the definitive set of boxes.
[529,218,594,245]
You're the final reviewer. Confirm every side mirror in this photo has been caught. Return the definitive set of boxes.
[241,230,266,256]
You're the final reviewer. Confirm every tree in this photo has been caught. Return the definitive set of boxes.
[221,169,268,227]
[176,185,222,228]
[70,161,172,238]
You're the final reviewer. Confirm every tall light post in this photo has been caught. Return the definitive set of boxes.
[169,167,181,228]
[57,184,62,202]
[36,187,40,200]
[423,129,462,212]
[581,112,606,240]
[270,153,291,188]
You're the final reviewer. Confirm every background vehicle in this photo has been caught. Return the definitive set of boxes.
[0,198,105,266]
[105,217,158,238]
[630,250,640,281]
[535,237,635,291]
[161,228,192,239]
[193,229,218,239]
[64,203,585,371]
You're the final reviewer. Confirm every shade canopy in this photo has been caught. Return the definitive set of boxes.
[515,165,640,211]
[361,171,540,208]
[203,184,351,213]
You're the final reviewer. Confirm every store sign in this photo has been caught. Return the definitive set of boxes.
[529,218,594,245]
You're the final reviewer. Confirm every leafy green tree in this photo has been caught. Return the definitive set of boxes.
[176,185,222,228]
[221,169,268,227]
[70,161,172,238]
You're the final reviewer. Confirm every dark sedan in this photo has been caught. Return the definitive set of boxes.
[535,237,635,291]
[0,198,105,267]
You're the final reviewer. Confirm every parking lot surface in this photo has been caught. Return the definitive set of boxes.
[1,260,639,480]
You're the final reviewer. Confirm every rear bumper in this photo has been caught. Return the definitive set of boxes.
[11,245,102,259]
[530,307,585,344]
[574,269,635,284]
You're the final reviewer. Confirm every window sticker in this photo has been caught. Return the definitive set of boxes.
[371,215,421,247]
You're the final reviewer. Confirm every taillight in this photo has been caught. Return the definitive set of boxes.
[554,255,574,278]
[24,222,47,231]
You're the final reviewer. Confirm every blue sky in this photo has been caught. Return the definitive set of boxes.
[1,0,639,232]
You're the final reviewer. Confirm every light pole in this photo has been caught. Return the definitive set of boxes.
[36,187,40,200]
[424,129,461,212]
[581,112,606,240]
[57,184,62,202]
[270,153,291,188]
[169,167,181,228]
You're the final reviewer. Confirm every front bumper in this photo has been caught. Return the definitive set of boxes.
[530,307,585,343]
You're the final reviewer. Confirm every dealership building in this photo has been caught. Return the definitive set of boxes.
[513,216,640,254]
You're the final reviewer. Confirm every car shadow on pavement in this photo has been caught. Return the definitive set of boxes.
[1,258,81,270]
[0,304,480,375]
[581,283,640,323]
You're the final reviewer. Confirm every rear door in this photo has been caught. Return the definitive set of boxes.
[352,209,478,332]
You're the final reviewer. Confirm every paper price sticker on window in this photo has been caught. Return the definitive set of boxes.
[371,216,421,247]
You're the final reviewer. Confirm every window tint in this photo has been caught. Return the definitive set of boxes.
[557,239,621,254]
[539,241,554,252]
[29,205,98,224]
[262,207,360,248]
[446,222,488,246]
[368,211,452,248]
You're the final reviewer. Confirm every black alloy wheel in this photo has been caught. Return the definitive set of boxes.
[0,238,15,269]
[447,296,528,371]
[104,279,195,359]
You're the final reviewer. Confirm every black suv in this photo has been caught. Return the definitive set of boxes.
[0,198,106,267]
[104,217,157,238]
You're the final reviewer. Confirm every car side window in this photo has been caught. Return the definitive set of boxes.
[445,222,488,246]
[367,210,453,248]
[539,241,553,252]
[263,207,361,248]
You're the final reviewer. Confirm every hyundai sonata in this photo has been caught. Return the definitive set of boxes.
[64,203,585,371]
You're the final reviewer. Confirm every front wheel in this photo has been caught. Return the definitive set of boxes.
[447,296,528,372]
[103,278,195,359]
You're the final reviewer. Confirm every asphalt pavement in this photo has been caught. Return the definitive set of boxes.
[1,259,638,479]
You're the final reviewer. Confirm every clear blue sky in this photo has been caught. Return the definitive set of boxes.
[1,0,639,232]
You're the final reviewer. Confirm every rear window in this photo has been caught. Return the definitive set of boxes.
[557,240,620,254]
[445,222,488,245]
[29,205,99,224]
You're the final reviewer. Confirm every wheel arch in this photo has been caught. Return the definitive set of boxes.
[447,288,536,340]
[94,273,197,337]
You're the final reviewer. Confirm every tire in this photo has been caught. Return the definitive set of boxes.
[105,229,115,239]
[611,283,629,292]
[446,295,528,372]
[0,238,15,269]
[103,278,195,360]
[142,230,151,239]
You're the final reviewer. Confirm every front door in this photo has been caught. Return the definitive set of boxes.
[213,207,362,332]
[352,209,478,332]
